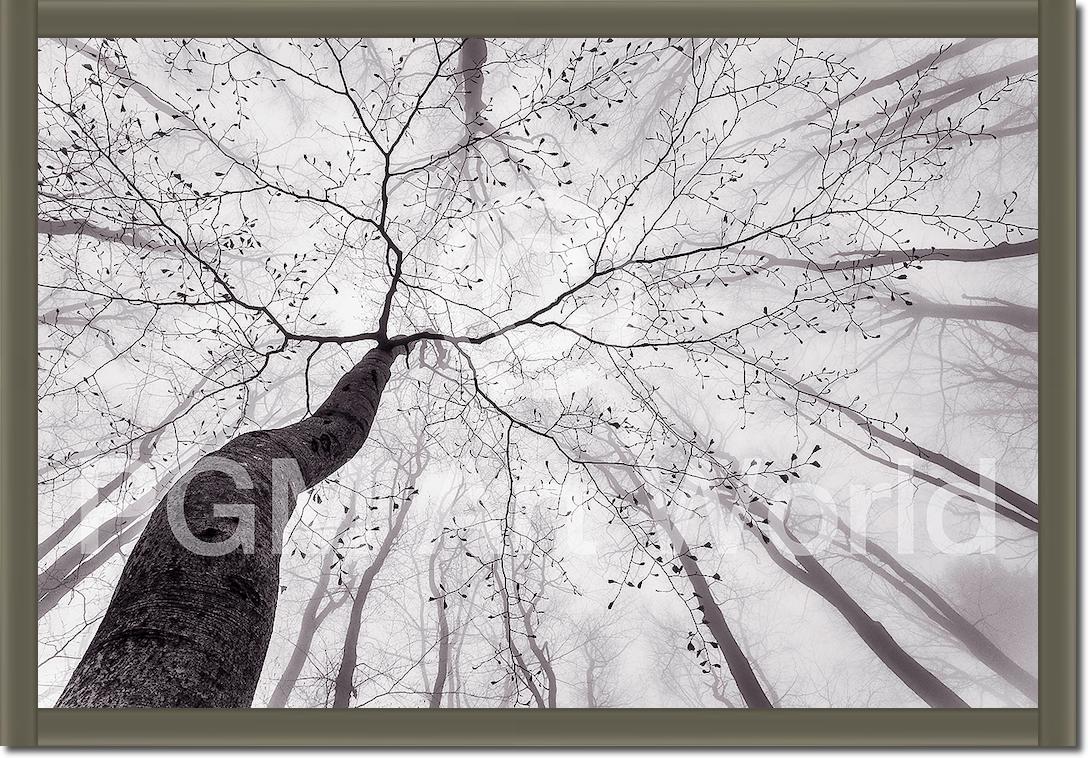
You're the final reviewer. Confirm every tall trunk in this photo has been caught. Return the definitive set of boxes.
[39,466,140,561]
[427,544,452,708]
[266,507,355,708]
[40,403,305,616]
[751,360,1038,525]
[449,585,476,707]
[672,535,772,709]
[459,38,489,135]
[816,418,1037,532]
[266,566,346,707]
[330,490,413,708]
[39,456,192,610]
[585,659,599,707]
[57,346,396,708]
[492,566,546,708]
[597,465,773,709]
[516,592,558,707]
[725,490,969,708]
[800,388,1016,660]
[857,539,1037,702]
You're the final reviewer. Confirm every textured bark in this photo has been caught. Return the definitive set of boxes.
[39,454,196,608]
[725,490,969,708]
[40,507,147,605]
[330,491,413,708]
[57,346,396,708]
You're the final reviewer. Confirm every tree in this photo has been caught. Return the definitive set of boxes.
[39,37,1038,708]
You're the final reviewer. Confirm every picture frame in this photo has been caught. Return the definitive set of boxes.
[2,0,1075,746]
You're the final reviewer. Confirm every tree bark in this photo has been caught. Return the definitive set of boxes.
[57,346,396,708]
[38,512,150,619]
[39,451,197,611]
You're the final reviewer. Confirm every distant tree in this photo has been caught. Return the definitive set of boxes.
[38,37,1037,708]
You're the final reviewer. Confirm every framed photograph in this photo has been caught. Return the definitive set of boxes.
[2,0,1075,747]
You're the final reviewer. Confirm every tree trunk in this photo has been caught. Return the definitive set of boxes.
[330,490,413,708]
[427,544,452,708]
[267,507,355,708]
[266,566,346,707]
[673,539,773,708]
[759,363,1038,525]
[598,464,773,709]
[38,512,150,619]
[725,491,969,708]
[57,346,396,708]
[600,461,770,709]
[886,295,1037,333]
[492,566,546,708]
[39,458,190,611]
[858,541,1037,702]
[816,419,1037,532]
[585,660,598,707]
[517,592,558,707]
[459,38,489,135]
[38,375,214,561]
[39,465,140,562]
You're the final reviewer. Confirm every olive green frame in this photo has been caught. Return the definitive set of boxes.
[1,0,1075,746]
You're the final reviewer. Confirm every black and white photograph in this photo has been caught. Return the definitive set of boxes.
[36,36,1039,710]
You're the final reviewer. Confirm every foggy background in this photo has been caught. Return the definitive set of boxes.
[37,37,1037,708]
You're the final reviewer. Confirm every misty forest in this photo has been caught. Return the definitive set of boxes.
[37,37,1038,708]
